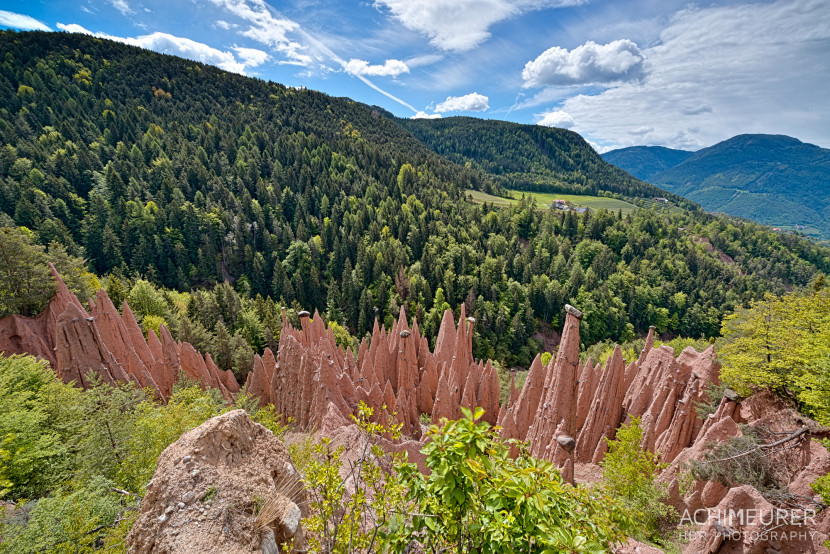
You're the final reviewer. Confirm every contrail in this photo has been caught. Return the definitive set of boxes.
[296,26,418,113]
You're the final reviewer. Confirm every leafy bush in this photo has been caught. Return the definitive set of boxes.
[397,407,632,552]
[0,477,132,554]
[0,355,69,500]
[600,417,675,539]
[694,380,729,419]
[0,356,234,549]
[717,288,830,424]
[812,472,830,505]
[297,406,632,552]
[300,403,408,552]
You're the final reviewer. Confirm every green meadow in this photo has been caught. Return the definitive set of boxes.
[466,189,638,215]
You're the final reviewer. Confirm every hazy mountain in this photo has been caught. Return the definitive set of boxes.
[601,146,694,181]
[649,135,830,238]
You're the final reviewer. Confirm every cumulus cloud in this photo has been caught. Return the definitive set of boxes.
[233,46,269,68]
[56,23,268,75]
[0,10,52,31]
[374,0,585,51]
[523,39,646,87]
[344,58,410,77]
[536,110,574,128]
[208,0,310,66]
[435,92,489,113]
[553,0,830,150]
[412,111,443,119]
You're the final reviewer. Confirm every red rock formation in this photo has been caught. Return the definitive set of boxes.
[55,302,130,387]
[0,267,238,403]
[525,304,582,482]
[495,303,729,490]
[241,306,496,438]
[576,345,627,463]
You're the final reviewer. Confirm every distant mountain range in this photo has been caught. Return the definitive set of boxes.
[602,134,830,238]
[601,146,694,181]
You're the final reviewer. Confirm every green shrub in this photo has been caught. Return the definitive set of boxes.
[694,380,728,419]
[812,473,830,505]
[717,289,830,424]
[300,403,408,553]
[396,407,633,552]
[0,476,134,553]
[0,355,70,500]
[600,417,675,539]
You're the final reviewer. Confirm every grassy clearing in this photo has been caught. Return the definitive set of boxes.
[465,189,638,215]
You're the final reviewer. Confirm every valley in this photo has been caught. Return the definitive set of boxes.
[0,29,828,554]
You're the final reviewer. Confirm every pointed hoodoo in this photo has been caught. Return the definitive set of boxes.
[499,353,545,441]
[466,316,475,355]
[433,309,457,369]
[58,300,136,387]
[639,325,656,364]
[527,304,582,483]
[576,345,627,463]
[298,310,311,346]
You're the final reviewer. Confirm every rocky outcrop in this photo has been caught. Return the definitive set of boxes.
[0,264,82,367]
[524,305,582,482]
[244,305,500,436]
[126,410,305,553]
[500,310,723,482]
[0,268,239,402]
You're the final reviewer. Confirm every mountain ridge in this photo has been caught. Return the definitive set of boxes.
[395,116,691,206]
[603,134,830,238]
[601,145,694,181]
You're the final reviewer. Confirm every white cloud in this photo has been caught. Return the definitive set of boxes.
[344,58,410,77]
[109,0,134,16]
[56,23,266,75]
[215,20,234,30]
[0,10,52,31]
[233,46,269,67]
[412,111,442,119]
[404,54,444,68]
[553,0,830,150]
[374,0,585,51]
[208,0,311,66]
[536,110,574,128]
[435,92,489,112]
[208,0,421,114]
[523,39,646,87]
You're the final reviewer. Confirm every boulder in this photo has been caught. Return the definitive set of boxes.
[126,410,305,553]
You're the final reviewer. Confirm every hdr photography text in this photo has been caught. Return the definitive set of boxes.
[678,508,820,542]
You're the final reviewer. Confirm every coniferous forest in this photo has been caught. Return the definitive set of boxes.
[2,30,830,375]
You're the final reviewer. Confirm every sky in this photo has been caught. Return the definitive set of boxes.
[1,0,829,152]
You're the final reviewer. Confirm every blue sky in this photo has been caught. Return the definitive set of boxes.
[1,0,829,151]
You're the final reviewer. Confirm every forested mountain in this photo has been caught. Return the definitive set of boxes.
[605,135,830,239]
[396,116,690,205]
[601,146,694,181]
[2,30,830,371]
